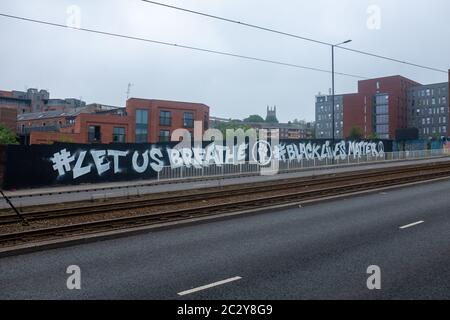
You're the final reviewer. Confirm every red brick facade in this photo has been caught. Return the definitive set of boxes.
[0,106,18,132]
[126,99,210,144]
[342,93,367,138]
[29,113,130,144]
[20,98,210,145]
[343,76,420,139]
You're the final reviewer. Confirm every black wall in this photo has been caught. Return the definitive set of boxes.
[1,139,392,190]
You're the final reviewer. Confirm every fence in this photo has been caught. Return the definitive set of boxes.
[157,149,448,182]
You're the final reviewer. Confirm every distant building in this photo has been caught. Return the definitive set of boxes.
[0,88,85,114]
[259,122,314,140]
[407,82,449,140]
[45,98,86,112]
[315,71,450,141]
[209,105,314,140]
[0,105,18,132]
[85,103,125,114]
[17,98,210,145]
[315,75,442,140]
[315,94,344,139]
[10,88,50,113]
[266,105,278,123]
[0,93,31,117]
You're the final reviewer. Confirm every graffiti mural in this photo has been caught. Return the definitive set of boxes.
[1,139,391,189]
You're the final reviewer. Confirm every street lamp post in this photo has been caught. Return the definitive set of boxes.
[331,40,352,163]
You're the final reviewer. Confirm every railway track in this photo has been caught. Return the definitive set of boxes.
[1,161,449,226]
[1,161,450,248]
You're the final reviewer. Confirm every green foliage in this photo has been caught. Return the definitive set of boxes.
[348,125,363,140]
[431,133,440,141]
[367,132,379,140]
[58,135,75,144]
[215,121,253,137]
[243,115,264,123]
[265,115,279,124]
[0,124,18,145]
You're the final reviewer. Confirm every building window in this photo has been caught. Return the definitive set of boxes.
[113,127,126,143]
[159,130,170,142]
[160,111,171,126]
[183,112,194,128]
[135,109,148,143]
[88,125,101,143]
[374,94,389,138]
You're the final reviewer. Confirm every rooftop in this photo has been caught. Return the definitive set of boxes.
[17,109,83,121]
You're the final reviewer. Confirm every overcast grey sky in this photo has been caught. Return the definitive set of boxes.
[0,0,449,122]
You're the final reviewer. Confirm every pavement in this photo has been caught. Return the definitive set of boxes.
[2,156,450,209]
[0,177,449,300]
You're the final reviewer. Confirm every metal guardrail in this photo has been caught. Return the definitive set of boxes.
[157,149,448,181]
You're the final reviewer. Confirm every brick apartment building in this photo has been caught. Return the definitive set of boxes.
[315,70,450,140]
[126,99,210,143]
[19,109,130,145]
[16,98,210,145]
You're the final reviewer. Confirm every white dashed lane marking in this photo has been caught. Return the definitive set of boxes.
[399,220,425,230]
[177,276,242,296]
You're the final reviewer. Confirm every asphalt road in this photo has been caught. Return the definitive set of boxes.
[1,179,449,300]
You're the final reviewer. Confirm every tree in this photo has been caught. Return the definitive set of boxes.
[348,126,363,140]
[367,132,379,140]
[243,115,264,123]
[432,133,440,141]
[0,124,18,145]
[215,121,253,137]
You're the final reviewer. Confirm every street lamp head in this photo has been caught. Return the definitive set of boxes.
[333,39,353,47]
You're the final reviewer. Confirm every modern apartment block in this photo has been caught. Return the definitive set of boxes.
[356,75,420,140]
[407,82,449,140]
[315,71,450,141]
[315,94,344,139]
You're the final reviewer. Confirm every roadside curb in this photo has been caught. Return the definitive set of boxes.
[1,175,449,258]
[5,156,449,199]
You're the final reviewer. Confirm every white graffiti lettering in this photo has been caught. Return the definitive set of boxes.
[49,140,387,180]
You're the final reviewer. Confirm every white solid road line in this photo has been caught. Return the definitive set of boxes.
[177,276,242,296]
[399,220,425,229]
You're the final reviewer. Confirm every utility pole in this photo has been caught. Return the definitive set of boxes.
[126,83,133,100]
[331,40,352,163]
